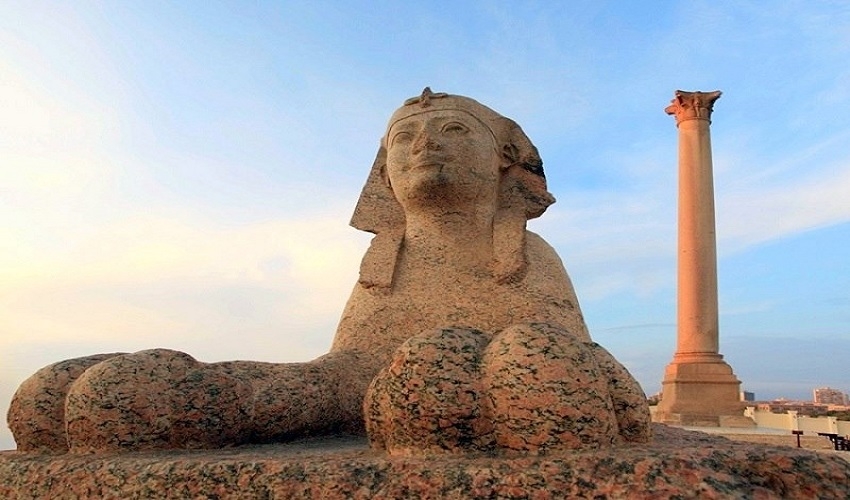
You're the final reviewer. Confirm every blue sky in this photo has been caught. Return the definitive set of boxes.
[2,1,849,450]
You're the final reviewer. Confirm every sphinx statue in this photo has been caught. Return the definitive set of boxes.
[8,89,650,455]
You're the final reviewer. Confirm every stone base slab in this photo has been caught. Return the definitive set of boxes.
[654,356,748,425]
[2,425,848,499]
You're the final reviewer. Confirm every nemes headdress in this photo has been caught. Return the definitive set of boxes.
[351,88,555,290]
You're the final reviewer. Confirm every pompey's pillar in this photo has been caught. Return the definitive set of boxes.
[654,90,752,427]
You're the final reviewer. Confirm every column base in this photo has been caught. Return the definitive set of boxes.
[653,353,754,427]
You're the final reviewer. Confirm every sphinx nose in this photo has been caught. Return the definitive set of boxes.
[411,129,442,154]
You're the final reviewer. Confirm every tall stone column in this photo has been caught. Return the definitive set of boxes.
[654,90,753,427]
[673,90,721,359]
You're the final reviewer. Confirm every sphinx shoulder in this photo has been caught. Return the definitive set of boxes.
[525,231,567,267]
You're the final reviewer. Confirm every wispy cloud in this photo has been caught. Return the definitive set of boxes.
[718,159,850,251]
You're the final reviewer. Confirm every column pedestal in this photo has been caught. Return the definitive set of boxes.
[655,354,750,427]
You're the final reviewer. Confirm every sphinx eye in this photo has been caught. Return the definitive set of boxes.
[390,131,413,146]
[441,122,469,136]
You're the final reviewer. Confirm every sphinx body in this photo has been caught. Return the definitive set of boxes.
[8,90,650,454]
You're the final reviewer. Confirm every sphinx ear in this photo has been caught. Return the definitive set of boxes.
[351,144,404,234]
[500,143,519,172]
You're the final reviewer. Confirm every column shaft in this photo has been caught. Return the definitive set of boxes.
[676,118,719,355]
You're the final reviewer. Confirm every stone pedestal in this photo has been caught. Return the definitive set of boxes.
[655,354,747,427]
[2,425,849,498]
[655,90,752,427]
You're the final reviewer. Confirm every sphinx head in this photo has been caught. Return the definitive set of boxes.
[352,89,555,288]
[384,101,502,214]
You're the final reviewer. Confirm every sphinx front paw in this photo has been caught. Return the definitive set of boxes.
[364,327,494,456]
[364,323,651,456]
[65,349,253,453]
[481,323,621,453]
[8,353,124,453]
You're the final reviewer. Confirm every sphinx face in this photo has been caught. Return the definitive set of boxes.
[385,109,501,212]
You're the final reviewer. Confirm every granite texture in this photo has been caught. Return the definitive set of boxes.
[365,327,495,456]
[366,324,650,456]
[7,353,124,452]
[64,349,253,453]
[2,425,848,499]
[481,324,637,453]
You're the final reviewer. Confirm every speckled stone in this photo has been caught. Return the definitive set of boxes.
[587,342,653,443]
[481,324,620,453]
[365,328,494,455]
[7,353,124,452]
[1,425,848,499]
[65,349,253,453]
[235,351,372,441]
[366,323,650,456]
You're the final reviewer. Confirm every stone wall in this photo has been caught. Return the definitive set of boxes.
[745,407,850,435]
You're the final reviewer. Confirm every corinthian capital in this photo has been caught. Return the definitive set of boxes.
[665,90,721,125]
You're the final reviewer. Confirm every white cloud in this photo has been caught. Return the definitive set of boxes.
[1,207,369,338]
[717,152,850,252]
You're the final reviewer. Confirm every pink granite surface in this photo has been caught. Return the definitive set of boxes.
[2,425,848,499]
[366,325,650,457]
[65,349,254,453]
[7,353,124,452]
[8,349,374,454]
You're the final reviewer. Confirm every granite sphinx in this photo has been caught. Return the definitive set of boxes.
[8,89,650,455]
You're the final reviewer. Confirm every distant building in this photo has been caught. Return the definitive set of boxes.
[740,391,755,402]
[813,387,848,406]
[755,400,829,417]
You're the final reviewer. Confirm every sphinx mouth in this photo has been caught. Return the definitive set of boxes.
[412,155,452,171]
[412,161,443,171]
[411,160,445,174]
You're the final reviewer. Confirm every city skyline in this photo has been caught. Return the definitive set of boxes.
[2,2,849,450]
